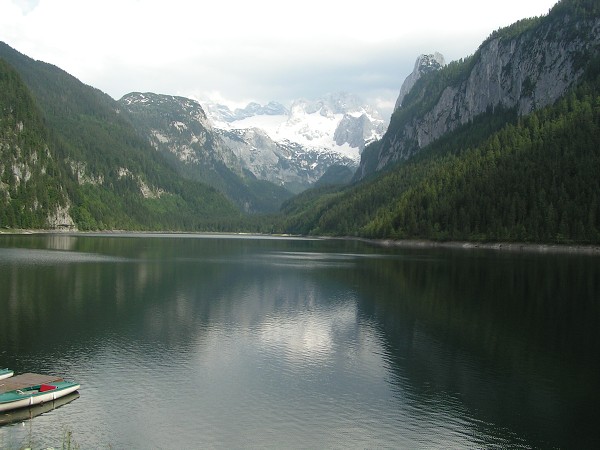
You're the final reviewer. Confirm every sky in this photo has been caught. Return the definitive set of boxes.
[1,0,559,119]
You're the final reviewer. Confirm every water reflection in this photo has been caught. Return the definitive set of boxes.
[350,248,600,448]
[0,393,80,426]
[0,234,598,448]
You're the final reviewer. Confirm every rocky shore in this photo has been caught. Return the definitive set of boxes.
[362,238,600,255]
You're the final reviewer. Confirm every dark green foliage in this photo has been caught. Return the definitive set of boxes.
[313,165,354,188]
[0,58,69,228]
[0,42,243,230]
[283,66,600,244]
[550,0,600,18]
[280,185,346,235]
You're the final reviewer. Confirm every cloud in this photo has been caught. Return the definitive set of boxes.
[0,0,559,117]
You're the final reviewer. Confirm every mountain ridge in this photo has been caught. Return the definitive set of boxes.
[0,41,242,230]
[355,1,600,180]
[205,92,386,161]
[394,52,446,112]
[281,0,600,244]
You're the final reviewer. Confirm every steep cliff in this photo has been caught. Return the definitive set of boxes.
[393,52,446,112]
[0,58,74,229]
[217,127,355,194]
[120,92,243,177]
[120,92,293,213]
[355,0,600,180]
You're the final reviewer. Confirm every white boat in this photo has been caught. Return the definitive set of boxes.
[0,368,13,381]
[0,392,80,425]
[0,373,80,413]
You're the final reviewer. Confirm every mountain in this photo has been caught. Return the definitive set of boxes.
[206,93,385,152]
[121,91,361,199]
[282,0,600,244]
[394,52,446,111]
[355,0,600,180]
[313,165,355,188]
[221,101,289,122]
[217,127,356,194]
[202,92,382,193]
[0,58,73,229]
[0,42,240,230]
[119,92,292,213]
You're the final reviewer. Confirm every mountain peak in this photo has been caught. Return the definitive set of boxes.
[205,91,386,159]
[208,101,289,123]
[394,52,446,111]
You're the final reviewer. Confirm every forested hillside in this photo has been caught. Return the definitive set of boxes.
[282,59,600,243]
[0,59,71,228]
[2,0,599,241]
[0,43,243,230]
[355,0,600,180]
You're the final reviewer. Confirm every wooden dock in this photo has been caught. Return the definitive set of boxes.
[0,373,63,394]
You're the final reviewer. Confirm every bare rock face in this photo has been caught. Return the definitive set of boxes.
[46,203,75,229]
[218,127,356,194]
[120,92,243,174]
[355,11,600,180]
[394,52,446,112]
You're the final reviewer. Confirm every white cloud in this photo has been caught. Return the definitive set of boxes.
[0,0,559,115]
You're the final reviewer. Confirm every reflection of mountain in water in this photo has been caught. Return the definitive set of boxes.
[0,235,598,448]
[349,248,600,449]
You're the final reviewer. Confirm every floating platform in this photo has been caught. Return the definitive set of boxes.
[0,373,79,412]
[0,373,63,394]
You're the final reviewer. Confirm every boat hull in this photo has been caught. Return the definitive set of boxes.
[0,392,80,425]
[0,369,13,381]
[0,382,80,413]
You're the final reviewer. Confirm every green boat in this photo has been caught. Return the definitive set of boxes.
[0,368,13,381]
[0,373,80,413]
[0,392,80,425]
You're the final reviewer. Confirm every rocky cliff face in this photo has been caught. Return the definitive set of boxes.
[204,92,384,191]
[355,7,600,180]
[218,127,356,193]
[394,52,446,111]
[334,113,382,149]
[206,92,385,159]
[120,92,242,174]
[0,56,75,229]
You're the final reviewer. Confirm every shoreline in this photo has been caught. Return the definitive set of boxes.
[355,237,600,255]
[2,228,600,255]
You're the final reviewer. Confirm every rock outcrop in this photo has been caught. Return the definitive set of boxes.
[355,7,600,180]
[394,52,446,112]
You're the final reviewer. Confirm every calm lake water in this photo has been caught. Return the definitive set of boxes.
[0,233,598,449]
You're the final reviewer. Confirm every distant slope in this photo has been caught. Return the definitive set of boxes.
[205,93,382,192]
[119,92,293,213]
[282,0,600,244]
[283,73,600,243]
[0,42,240,230]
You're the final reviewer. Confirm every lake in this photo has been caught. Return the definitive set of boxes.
[0,233,598,449]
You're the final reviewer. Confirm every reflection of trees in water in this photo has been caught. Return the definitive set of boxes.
[2,236,599,447]
[348,248,600,449]
[0,235,363,361]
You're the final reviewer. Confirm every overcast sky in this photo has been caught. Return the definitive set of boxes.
[1,0,558,118]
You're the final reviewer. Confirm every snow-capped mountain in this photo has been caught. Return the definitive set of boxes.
[120,91,384,200]
[204,92,386,163]
[217,127,356,194]
[119,92,293,213]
